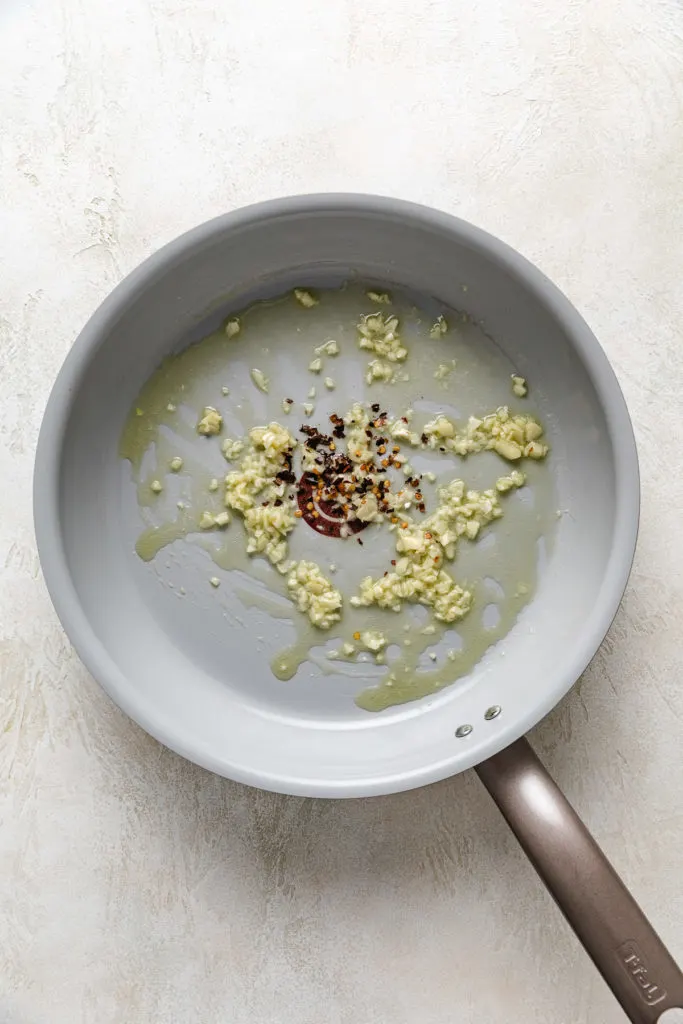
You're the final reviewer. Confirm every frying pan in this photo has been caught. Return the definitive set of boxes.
[33,195,683,1021]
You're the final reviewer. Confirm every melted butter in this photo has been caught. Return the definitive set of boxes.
[120,284,556,713]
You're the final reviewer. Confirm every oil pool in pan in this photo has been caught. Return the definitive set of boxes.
[120,284,556,711]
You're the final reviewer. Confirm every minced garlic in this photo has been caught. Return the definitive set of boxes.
[511,375,527,397]
[423,414,456,441]
[360,629,387,652]
[353,562,471,624]
[423,406,548,461]
[314,339,339,357]
[197,407,222,435]
[357,312,407,362]
[250,368,269,393]
[225,318,241,338]
[287,560,342,629]
[387,413,422,447]
[354,493,382,523]
[430,315,448,338]
[169,457,184,472]
[221,438,245,461]
[434,360,456,383]
[366,291,392,304]
[243,504,295,563]
[344,403,375,464]
[351,475,524,623]
[224,423,297,567]
[365,359,393,384]
[197,510,231,530]
[496,470,526,492]
[294,289,318,308]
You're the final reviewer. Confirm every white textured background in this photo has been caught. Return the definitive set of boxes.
[1,1,682,1021]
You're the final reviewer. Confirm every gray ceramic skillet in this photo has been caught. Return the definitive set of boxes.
[33,195,683,1021]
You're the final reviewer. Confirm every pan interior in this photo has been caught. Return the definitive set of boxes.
[41,200,636,794]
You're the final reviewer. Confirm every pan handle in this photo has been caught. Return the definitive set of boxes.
[475,737,683,1023]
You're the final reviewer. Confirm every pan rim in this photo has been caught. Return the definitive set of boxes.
[33,193,640,797]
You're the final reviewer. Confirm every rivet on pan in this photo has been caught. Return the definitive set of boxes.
[455,724,473,738]
[484,705,502,721]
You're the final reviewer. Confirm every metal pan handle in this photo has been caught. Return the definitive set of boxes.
[476,738,683,1023]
